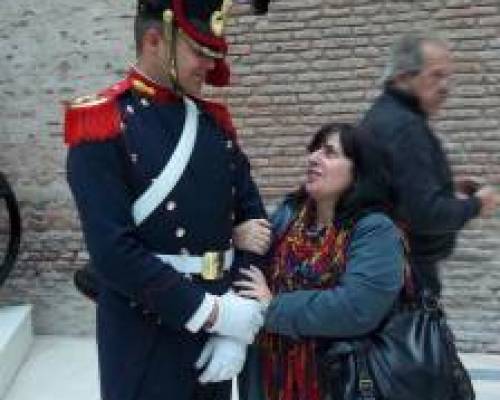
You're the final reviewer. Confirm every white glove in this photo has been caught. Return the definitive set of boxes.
[208,291,264,344]
[195,336,247,383]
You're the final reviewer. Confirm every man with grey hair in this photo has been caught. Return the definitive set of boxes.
[360,33,497,296]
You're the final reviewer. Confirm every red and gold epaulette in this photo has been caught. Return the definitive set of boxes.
[63,78,132,147]
[198,99,237,141]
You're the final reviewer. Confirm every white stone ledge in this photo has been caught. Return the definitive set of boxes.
[0,305,33,399]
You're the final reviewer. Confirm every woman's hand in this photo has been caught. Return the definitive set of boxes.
[234,265,273,305]
[232,219,271,255]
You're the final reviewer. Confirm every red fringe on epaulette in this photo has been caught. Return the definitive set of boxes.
[64,99,122,147]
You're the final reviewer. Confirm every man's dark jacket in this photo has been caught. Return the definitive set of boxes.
[360,87,480,293]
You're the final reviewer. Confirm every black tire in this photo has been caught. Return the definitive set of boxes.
[0,172,21,287]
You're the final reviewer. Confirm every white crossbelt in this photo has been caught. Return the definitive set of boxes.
[155,248,234,275]
[232,377,239,400]
[132,97,199,225]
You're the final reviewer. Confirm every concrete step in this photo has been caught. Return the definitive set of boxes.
[0,305,33,399]
[2,335,500,400]
[2,337,99,400]
[460,353,500,400]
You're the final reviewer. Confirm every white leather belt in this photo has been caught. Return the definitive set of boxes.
[155,248,234,279]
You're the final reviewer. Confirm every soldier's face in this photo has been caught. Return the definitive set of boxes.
[175,35,216,96]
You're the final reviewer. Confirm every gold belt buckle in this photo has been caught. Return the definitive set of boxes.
[201,251,224,280]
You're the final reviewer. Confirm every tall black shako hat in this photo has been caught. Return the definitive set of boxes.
[137,0,233,87]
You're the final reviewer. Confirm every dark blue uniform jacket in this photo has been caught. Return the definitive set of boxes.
[66,79,265,400]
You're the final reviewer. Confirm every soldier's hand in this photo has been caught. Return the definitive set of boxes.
[475,186,498,217]
[207,291,264,344]
[233,218,271,255]
[195,335,247,383]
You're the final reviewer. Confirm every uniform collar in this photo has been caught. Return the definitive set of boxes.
[128,67,181,104]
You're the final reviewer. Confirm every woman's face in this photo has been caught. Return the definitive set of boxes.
[305,133,354,202]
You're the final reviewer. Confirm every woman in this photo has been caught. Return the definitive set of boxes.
[236,123,405,400]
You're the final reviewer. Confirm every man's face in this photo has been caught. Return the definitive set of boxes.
[174,35,216,97]
[409,42,454,115]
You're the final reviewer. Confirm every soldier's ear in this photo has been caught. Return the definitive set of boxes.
[142,27,163,56]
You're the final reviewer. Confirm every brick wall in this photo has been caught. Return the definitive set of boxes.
[0,0,499,352]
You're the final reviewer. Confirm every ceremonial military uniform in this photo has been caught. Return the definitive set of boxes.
[65,1,268,399]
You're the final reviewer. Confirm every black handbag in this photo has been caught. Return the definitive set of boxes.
[317,289,475,400]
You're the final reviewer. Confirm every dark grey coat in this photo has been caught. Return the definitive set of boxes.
[361,87,480,293]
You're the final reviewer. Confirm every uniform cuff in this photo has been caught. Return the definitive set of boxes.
[185,293,217,333]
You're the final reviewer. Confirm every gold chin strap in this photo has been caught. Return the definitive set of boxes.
[160,9,182,94]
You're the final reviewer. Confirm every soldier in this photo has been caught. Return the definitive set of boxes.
[64,1,271,399]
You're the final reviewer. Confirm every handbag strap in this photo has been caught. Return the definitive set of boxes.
[395,233,442,311]
[396,226,418,303]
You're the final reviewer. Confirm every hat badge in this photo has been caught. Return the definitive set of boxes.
[211,0,232,37]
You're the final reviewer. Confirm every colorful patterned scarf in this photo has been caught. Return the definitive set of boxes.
[261,205,354,400]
